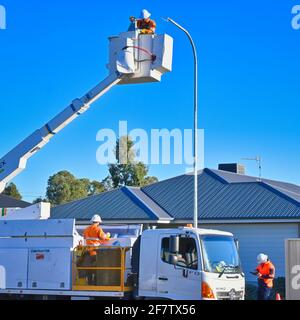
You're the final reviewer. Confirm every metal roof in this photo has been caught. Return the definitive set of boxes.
[51,168,300,222]
[209,169,300,204]
[0,194,31,208]
[142,169,300,221]
[123,187,173,222]
[51,187,172,222]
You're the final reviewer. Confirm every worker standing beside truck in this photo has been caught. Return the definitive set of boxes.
[82,215,110,285]
[253,253,275,300]
[129,9,156,34]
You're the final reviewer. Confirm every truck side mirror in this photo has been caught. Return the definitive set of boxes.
[169,254,178,265]
[169,235,179,265]
[170,235,179,253]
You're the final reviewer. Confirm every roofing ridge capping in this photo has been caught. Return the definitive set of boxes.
[122,187,173,222]
[206,168,300,206]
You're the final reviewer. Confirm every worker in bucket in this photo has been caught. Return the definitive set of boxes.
[252,253,275,300]
[82,215,111,285]
[128,9,156,34]
[84,215,110,254]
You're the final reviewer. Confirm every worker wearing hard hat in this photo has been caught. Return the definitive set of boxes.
[129,9,157,34]
[253,253,275,300]
[83,215,110,256]
[82,215,110,285]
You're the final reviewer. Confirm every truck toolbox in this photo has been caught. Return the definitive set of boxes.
[0,249,28,289]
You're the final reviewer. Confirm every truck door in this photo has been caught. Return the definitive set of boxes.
[157,234,202,300]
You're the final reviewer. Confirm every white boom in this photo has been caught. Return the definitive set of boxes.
[0,30,173,193]
[0,73,121,193]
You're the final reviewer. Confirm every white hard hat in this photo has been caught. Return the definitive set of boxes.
[257,253,268,264]
[140,9,151,20]
[91,215,102,223]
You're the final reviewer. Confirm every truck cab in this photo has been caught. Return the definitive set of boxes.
[136,227,245,300]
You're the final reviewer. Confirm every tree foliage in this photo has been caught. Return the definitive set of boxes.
[46,171,105,205]
[32,197,47,204]
[103,136,158,189]
[2,183,22,200]
[39,136,158,205]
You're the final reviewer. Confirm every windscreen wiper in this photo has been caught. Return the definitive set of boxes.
[218,265,240,278]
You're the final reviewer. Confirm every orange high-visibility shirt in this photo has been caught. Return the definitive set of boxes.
[83,224,107,255]
[256,261,275,288]
[137,19,156,34]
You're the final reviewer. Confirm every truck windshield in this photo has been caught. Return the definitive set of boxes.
[201,235,242,274]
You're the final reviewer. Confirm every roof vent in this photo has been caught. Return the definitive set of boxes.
[218,163,245,175]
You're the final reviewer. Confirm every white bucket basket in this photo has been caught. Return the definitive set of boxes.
[108,31,173,84]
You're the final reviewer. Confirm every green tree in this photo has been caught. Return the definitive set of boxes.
[3,183,22,200]
[78,178,106,196]
[32,197,47,204]
[46,171,106,205]
[103,136,158,189]
[88,180,106,195]
[46,171,76,205]
[144,176,159,185]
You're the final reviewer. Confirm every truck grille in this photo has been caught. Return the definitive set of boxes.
[217,290,244,300]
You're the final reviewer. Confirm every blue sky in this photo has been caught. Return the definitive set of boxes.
[0,0,300,201]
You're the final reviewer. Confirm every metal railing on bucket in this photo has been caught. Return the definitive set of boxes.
[72,245,133,292]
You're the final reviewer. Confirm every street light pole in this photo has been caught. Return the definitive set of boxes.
[166,18,199,228]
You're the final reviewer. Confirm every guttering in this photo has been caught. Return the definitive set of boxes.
[173,219,300,224]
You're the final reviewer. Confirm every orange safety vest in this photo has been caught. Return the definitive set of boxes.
[83,224,107,256]
[137,19,156,34]
[256,261,275,288]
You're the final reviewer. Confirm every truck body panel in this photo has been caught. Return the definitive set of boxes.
[28,248,72,290]
[0,249,28,289]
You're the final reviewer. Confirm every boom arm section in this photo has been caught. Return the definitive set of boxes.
[0,73,121,192]
[0,30,173,194]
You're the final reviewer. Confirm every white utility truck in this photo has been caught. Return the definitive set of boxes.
[0,25,245,300]
[0,219,245,300]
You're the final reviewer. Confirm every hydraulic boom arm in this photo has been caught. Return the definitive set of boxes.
[0,30,173,193]
[0,73,121,192]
